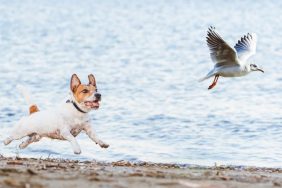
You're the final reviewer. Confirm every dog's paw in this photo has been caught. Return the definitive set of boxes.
[98,141,109,148]
[4,138,12,145]
[74,149,81,155]
[19,143,27,149]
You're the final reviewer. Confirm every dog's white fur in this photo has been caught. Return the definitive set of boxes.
[4,74,109,154]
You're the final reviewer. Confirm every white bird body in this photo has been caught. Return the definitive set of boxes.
[205,65,249,79]
[200,27,263,89]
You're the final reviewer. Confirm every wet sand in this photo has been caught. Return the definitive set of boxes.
[0,155,282,188]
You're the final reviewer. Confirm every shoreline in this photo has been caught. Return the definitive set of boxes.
[1,156,282,188]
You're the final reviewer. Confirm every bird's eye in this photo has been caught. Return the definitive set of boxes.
[82,89,89,93]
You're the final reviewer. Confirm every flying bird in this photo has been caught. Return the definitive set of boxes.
[200,26,264,90]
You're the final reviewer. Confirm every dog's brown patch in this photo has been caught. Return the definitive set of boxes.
[73,84,96,103]
[70,74,97,103]
[29,105,39,115]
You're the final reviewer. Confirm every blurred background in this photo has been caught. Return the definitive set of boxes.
[0,0,282,167]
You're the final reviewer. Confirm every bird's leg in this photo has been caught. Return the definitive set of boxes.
[208,75,219,90]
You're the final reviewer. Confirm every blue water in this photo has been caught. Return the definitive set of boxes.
[0,0,282,167]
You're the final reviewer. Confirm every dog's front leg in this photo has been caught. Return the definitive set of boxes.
[83,124,109,148]
[61,129,81,154]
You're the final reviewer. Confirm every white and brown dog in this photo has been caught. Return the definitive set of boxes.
[4,74,109,154]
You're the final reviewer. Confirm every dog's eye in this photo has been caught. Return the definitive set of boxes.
[81,89,89,93]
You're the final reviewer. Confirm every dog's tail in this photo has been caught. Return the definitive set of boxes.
[17,85,40,115]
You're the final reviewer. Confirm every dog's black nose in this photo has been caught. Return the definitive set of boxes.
[95,93,101,99]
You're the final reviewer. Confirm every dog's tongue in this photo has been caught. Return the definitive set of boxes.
[85,101,99,108]
[91,102,99,108]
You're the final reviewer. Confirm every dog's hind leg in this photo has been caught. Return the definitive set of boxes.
[4,123,32,146]
[19,133,41,149]
[4,131,28,145]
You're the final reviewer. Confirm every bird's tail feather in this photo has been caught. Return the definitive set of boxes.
[198,76,209,82]
[199,70,215,82]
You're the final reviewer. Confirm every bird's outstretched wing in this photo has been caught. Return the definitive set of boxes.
[234,33,257,63]
[206,26,239,67]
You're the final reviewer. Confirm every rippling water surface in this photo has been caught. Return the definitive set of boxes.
[0,0,282,167]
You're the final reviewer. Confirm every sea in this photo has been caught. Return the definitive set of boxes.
[0,0,282,167]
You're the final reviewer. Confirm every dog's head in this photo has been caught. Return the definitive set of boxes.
[70,74,101,110]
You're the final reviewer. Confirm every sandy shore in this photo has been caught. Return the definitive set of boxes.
[0,155,282,188]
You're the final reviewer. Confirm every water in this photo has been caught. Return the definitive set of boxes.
[0,0,282,167]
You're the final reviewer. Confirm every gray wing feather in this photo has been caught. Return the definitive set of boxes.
[206,26,239,67]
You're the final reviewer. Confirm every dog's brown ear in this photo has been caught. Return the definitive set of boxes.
[88,74,96,86]
[70,74,81,92]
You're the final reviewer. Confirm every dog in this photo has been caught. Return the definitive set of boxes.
[4,74,109,154]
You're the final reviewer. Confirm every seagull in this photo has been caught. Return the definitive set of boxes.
[199,26,264,90]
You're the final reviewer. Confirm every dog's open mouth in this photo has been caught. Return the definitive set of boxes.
[84,100,100,109]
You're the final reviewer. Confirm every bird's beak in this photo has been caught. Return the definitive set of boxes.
[257,68,264,73]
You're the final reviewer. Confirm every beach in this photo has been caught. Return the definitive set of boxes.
[0,156,282,188]
[1,0,282,166]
